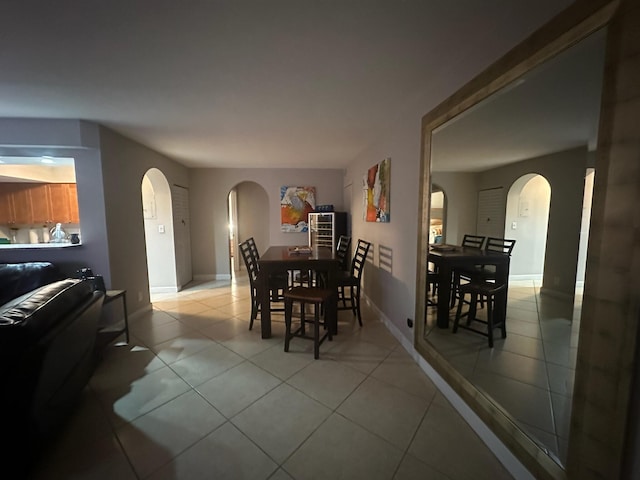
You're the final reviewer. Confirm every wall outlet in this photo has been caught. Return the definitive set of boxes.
[407,318,413,328]
[158,224,165,233]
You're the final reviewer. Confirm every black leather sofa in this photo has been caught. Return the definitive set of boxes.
[0,262,105,475]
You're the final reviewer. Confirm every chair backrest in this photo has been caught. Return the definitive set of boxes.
[350,239,371,280]
[336,235,352,270]
[461,234,485,249]
[485,237,516,255]
[239,239,260,284]
[246,237,260,261]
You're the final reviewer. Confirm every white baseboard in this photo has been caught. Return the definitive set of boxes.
[193,274,232,281]
[149,286,179,294]
[363,295,534,480]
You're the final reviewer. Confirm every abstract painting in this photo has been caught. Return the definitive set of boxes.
[363,158,390,222]
[280,186,316,232]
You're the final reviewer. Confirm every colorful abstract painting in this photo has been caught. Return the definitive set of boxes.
[280,186,316,232]
[363,158,390,222]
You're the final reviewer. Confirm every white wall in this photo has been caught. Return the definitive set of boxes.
[236,181,270,257]
[143,168,178,293]
[98,126,190,313]
[506,174,551,277]
[431,172,480,244]
[0,119,111,282]
[189,168,345,279]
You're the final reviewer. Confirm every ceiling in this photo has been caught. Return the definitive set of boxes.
[431,29,606,172]
[1,1,576,170]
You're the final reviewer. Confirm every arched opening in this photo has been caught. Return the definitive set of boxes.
[430,185,445,244]
[142,168,178,293]
[227,181,270,280]
[505,173,551,281]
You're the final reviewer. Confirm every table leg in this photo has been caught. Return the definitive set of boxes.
[258,270,272,339]
[437,264,452,328]
[494,262,509,324]
[326,267,338,335]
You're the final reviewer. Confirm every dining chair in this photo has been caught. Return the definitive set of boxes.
[453,280,507,347]
[337,239,371,326]
[453,237,516,310]
[450,234,487,308]
[336,235,352,271]
[238,239,287,330]
[284,286,333,359]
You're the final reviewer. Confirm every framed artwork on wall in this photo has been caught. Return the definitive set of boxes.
[280,186,316,232]
[363,157,390,222]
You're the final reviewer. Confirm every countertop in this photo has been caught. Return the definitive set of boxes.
[0,243,81,249]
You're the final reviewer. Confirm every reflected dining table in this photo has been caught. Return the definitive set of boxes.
[428,245,511,328]
[257,245,340,339]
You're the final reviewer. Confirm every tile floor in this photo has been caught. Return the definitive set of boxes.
[425,279,581,467]
[29,275,514,480]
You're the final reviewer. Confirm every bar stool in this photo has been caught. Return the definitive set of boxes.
[284,286,333,359]
[453,281,507,348]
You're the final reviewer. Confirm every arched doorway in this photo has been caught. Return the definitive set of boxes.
[142,168,178,293]
[227,181,270,279]
[430,185,445,244]
[505,174,551,280]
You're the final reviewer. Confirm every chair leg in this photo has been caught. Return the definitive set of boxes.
[300,303,306,336]
[284,298,292,352]
[487,296,494,348]
[355,287,363,327]
[453,291,465,333]
[314,305,320,359]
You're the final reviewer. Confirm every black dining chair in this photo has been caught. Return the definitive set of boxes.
[337,239,371,326]
[284,286,334,359]
[238,239,288,330]
[450,234,487,307]
[453,237,516,309]
[453,280,507,348]
[336,235,352,271]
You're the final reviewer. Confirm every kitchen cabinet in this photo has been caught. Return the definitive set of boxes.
[308,212,347,252]
[0,184,16,223]
[0,182,79,225]
[47,183,78,223]
[30,184,50,223]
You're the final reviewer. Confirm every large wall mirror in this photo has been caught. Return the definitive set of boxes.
[415,3,617,479]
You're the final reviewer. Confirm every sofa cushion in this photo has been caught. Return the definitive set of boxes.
[0,262,63,306]
[0,279,96,349]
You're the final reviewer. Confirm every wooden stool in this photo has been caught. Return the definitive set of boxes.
[284,286,333,359]
[453,281,507,348]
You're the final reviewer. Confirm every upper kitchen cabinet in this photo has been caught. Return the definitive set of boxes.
[0,183,79,225]
[0,156,79,227]
[48,183,79,224]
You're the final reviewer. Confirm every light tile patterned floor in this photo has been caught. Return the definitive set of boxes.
[425,279,581,467]
[30,276,513,480]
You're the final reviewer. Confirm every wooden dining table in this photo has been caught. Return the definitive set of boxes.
[428,245,511,328]
[257,245,340,339]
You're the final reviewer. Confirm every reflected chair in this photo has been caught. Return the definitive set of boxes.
[451,234,487,307]
[239,239,288,330]
[453,280,507,347]
[337,239,371,326]
[284,286,333,359]
[453,237,515,310]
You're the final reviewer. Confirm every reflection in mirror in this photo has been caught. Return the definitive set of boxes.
[423,29,606,469]
[0,156,80,245]
[429,186,445,244]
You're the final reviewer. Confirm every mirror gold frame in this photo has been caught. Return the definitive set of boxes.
[414,2,622,479]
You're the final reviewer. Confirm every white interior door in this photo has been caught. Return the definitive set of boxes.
[476,187,505,239]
